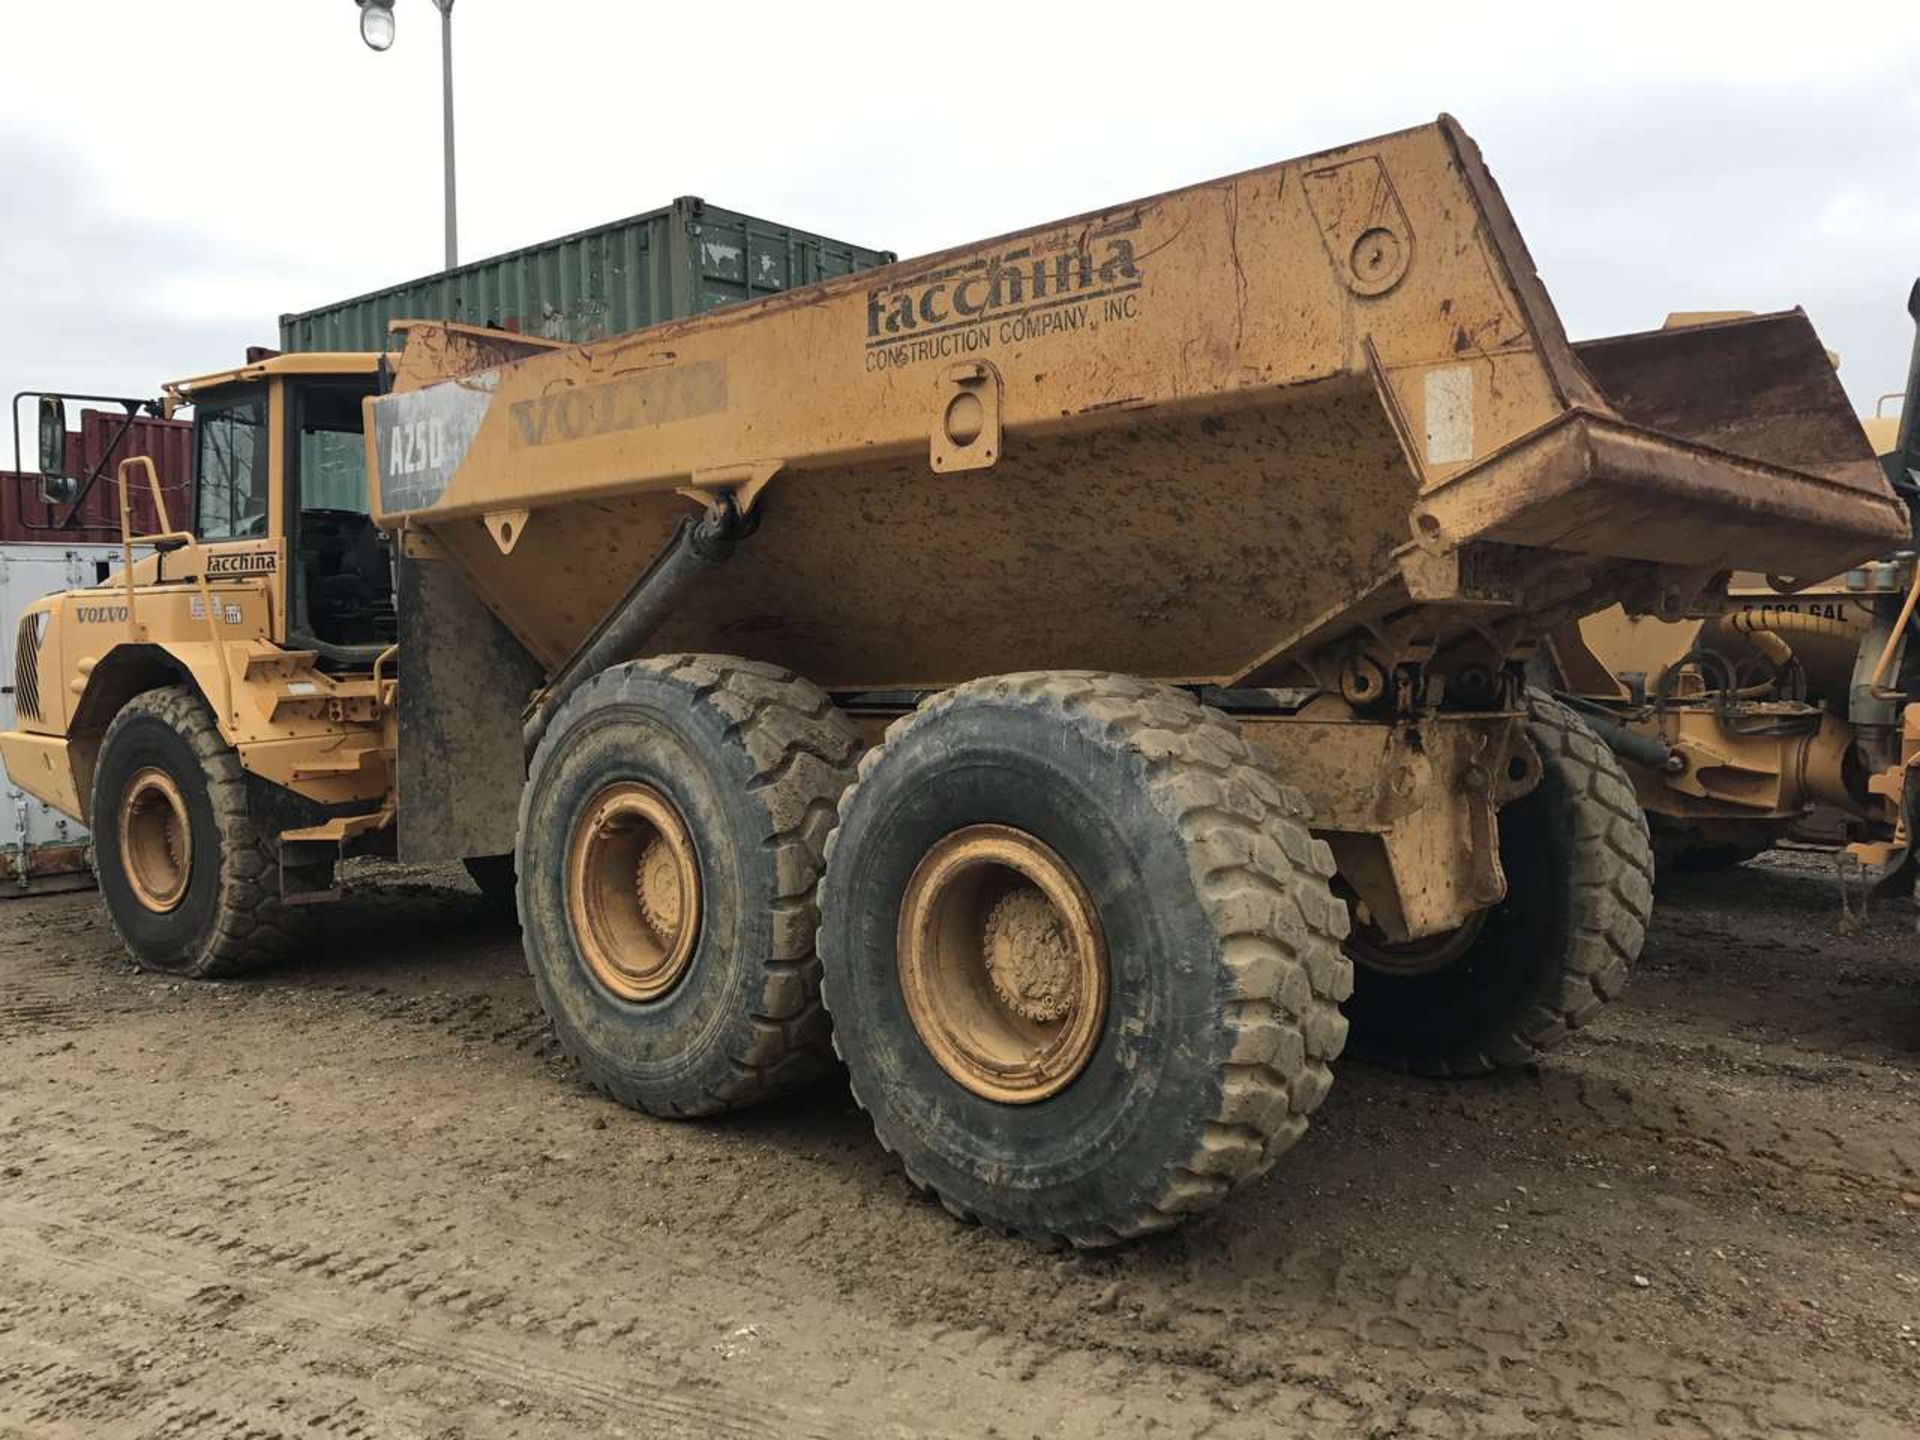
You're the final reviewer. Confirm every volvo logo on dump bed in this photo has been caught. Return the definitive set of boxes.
[508,359,729,448]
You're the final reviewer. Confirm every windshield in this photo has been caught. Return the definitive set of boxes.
[195,391,269,539]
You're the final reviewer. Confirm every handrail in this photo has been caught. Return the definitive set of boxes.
[116,456,237,728]
[1871,555,1920,702]
[371,642,399,703]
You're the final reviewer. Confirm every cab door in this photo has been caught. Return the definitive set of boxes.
[187,380,288,641]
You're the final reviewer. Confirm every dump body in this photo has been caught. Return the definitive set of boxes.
[370,118,1904,696]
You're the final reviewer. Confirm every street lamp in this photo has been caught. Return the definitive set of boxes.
[355,0,458,270]
[357,0,394,50]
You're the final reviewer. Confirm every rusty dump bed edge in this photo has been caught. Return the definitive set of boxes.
[366,116,1906,690]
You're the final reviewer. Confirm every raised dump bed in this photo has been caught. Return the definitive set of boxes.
[372,120,1900,695]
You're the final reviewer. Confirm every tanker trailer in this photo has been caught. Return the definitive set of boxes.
[360,116,1903,1242]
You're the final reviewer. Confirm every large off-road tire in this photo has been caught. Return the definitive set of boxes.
[1343,690,1652,1076]
[517,655,858,1117]
[90,685,308,978]
[816,672,1351,1247]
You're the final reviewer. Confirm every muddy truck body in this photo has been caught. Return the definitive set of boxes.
[3,117,1904,1242]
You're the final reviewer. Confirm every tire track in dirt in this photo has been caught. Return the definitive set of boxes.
[2,861,1916,1438]
[8,986,1904,1438]
[0,1200,866,1440]
[0,1295,408,1439]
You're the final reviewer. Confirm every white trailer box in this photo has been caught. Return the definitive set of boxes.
[0,542,137,894]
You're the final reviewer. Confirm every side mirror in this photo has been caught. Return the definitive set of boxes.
[37,472,78,506]
[36,395,67,476]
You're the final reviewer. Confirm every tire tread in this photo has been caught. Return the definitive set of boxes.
[519,655,857,1116]
[1384,690,1653,1077]
[94,685,308,978]
[817,669,1351,1246]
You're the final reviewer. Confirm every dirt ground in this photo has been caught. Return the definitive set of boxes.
[0,849,1915,1440]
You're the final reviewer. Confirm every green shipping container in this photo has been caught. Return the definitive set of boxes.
[278,196,895,353]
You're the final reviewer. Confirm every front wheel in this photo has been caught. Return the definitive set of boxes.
[1341,690,1653,1076]
[90,685,308,977]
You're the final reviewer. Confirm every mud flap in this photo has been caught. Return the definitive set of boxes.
[395,548,547,864]
[1868,776,1920,901]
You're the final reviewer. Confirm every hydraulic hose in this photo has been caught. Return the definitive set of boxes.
[1720,607,1858,646]
[1553,692,1676,772]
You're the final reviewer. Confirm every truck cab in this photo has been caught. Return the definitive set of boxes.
[157,352,393,660]
[2,353,403,975]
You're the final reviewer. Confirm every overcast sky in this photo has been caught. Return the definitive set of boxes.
[3,0,1917,450]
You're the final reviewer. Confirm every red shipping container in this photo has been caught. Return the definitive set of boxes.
[1,410,193,545]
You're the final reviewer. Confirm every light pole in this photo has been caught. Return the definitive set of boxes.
[356,0,458,271]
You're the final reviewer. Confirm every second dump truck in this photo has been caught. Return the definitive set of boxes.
[4,117,1905,1244]
[1551,297,1920,880]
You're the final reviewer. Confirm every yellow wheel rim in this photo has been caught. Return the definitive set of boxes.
[897,825,1107,1104]
[119,767,192,913]
[565,782,701,1003]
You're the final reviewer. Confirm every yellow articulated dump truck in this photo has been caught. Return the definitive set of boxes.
[3,117,1905,1244]
[1550,292,1920,880]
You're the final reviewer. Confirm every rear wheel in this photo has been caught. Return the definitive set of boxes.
[817,672,1351,1246]
[1342,690,1652,1075]
[516,655,858,1117]
[90,685,308,977]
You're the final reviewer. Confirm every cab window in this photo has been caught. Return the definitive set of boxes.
[288,379,393,654]
[195,391,269,539]
[296,385,369,513]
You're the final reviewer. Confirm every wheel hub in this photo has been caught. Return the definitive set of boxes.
[566,782,700,1003]
[119,767,192,913]
[982,887,1077,1023]
[897,825,1107,1104]
[636,835,685,937]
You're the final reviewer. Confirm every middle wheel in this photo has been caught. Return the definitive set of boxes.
[817,671,1352,1246]
[517,654,859,1117]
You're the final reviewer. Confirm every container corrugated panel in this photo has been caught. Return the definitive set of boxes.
[279,197,894,353]
[0,411,193,545]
